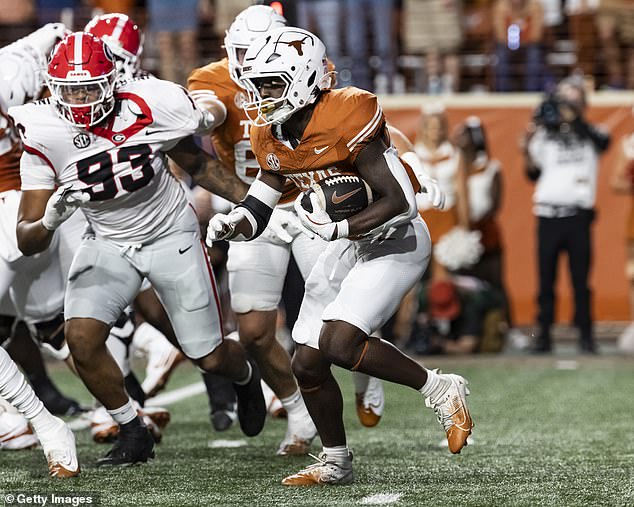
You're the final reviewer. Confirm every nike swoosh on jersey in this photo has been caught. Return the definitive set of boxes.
[332,187,362,205]
[314,146,329,155]
[179,245,193,254]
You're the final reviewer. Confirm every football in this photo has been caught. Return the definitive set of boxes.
[301,174,374,222]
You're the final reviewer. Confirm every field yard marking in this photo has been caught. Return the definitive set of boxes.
[360,493,403,505]
[208,439,248,448]
[555,360,578,370]
[146,381,206,406]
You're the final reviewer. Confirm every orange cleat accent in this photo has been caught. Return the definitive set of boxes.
[355,393,381,427]
[426,374,474,454]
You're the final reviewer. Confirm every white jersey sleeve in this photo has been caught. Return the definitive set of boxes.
[124,77,210,146]
[19,150,56,190]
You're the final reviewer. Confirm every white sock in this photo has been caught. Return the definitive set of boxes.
[322,445,350,463]
[29,406,60,437]
[420,368,449,400]
[279,389,306,419]
[351,371,370,394]
[235,361,252,386]
[107,399,138,425]
[0,347,44,419]
[106,334,130,376]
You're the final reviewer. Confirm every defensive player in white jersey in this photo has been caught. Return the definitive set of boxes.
[10,32,265,466]
[0,25,81,473]
[208,27,473,485]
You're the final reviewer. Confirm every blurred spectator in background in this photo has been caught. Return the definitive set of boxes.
[611,127,634,354]
[0,0,36,44]
[92,0,136,16]
[344,0,397,93]
[415,104,469,280]
[565,0,598,81]
[296,0,341,70]
[523,77,609,354]
[147,0,201,84]
[493,0,544,91]
[214,0,252,36]
[419,277,506,354]
[595,0,634,89]
[456,117,506,298]
[402,0,462,94]
[36,0,77,26]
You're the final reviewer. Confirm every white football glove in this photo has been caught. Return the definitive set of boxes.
[293,192,348,241]
[417,175,445,210]
[41,186,90,231]
[206,208,249,245]
[260,208,294,245]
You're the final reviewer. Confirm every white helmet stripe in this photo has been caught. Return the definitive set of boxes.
[111,14,129,41]
[74,32,83,72]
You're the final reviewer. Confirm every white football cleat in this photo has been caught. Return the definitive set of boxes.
[282,451,353,486]
[90,405,170,444]
[90,406,118,444]
[276,413,318,456]
[38,417,80,478]
[261,381,286,418]
[425,373,474,454]
[133,322,185,397]
[0,411,38,450]
[141,347,185,398]
[355,376,384,427]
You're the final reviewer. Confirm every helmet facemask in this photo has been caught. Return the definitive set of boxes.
[46,71,117,127]
[241,73,298,126]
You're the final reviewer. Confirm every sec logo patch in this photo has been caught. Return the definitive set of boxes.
[266,153,280,171]
[234,91,247,109]
[73,133,91,149]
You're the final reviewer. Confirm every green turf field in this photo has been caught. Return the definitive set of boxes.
[1,356,633,506]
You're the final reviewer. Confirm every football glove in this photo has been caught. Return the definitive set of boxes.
[206,208,250,245]
[293,192,349,241]
[41,186,90,231]
[417,175,445,210]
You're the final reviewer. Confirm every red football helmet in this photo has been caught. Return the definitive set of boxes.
[85,13,143,80]
[46,32,117,127]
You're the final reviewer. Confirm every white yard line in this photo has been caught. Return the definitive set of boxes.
[360,493,403,505]
[145,381,206,407]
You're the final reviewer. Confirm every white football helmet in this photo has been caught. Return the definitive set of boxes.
[240,27,333,126]
[224,5,286,87]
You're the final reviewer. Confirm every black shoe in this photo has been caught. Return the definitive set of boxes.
[579,340,598,355]
[96,421,155,466]
[202,372,237,432]
[211,409,236,432]
[531,336,552,354]
[232,359,266,437]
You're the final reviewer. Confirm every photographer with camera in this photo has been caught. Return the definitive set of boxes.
[523,77,610,354]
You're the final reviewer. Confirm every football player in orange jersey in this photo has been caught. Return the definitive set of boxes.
[188,5,319,455]
[208,27,473,485]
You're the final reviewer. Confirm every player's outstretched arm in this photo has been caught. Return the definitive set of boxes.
[207,170,286,244]
[16,189,56,256]
[167,135,249,203]
[347,135,417,237]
